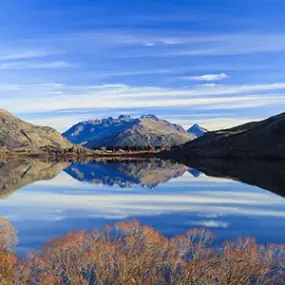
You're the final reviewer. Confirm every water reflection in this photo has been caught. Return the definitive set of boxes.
[0,158,285,196]
[0,158,284,256]
[0,159,68,198]
[183,159,285,198]
[65,159,188,188]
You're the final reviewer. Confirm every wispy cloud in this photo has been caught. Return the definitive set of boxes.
[0,61,72,70]
[162,39,183,45]
[106,82,285,98]
[143,41,156,47]
[183,73,228,81]
[91,68,174,79]
[30,30,285,59]
[1,81,284,131]
[143,39,183,47]
[1,82,284,112]
[4,185,285,221]
[103,33,285,58]
[0,50,55,61]
[196,83,219,87]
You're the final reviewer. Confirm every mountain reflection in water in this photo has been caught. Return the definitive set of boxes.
[65,159,189,188]
[0,158,285,257]
[0,159,191,197]
[0,159,69,199]
[182,158,285,198]
[0,158,284,197]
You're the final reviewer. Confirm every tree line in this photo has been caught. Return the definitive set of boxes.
[92,145,173,152]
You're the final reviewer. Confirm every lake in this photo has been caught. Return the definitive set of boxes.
[0,158,285,257]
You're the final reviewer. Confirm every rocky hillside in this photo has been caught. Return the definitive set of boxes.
[174,112,285,159]
[0,109,72,152]
[187,124,208,137]
[63,114,194,148]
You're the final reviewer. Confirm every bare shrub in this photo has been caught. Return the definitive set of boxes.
[0,217,18,252]
[0,219,284,284]
[0,218,29,285]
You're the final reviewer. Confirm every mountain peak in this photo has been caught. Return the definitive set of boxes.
[187,124,208,138]
[140,114,158,120]
[189,123,205,129]
[118,114,132,121]
[63,114,195,147]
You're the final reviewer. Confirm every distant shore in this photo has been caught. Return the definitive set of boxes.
[0,148,164,161]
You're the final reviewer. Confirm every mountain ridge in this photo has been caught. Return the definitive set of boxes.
[173,112,285,159]
[63,114,195,148]
[0,109,73,152]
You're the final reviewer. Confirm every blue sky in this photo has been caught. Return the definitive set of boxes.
[1,0,285,131]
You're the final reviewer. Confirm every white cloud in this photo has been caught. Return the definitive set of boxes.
[11,94,284,115]
[4,81,284,101]
[188,220,229,228]
[1,81,285,131]
[183,73,228,81]
[143,41,156,47]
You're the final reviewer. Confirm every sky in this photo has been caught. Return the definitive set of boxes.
[1,0,285,132]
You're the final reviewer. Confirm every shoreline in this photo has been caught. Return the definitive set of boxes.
[1,148,285,162]
[0,149,163,162]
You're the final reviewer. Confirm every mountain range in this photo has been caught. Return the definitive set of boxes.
[1,108,285,160]
[62,114,195,148]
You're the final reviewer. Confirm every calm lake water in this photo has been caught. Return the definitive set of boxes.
[0,158,284,256]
